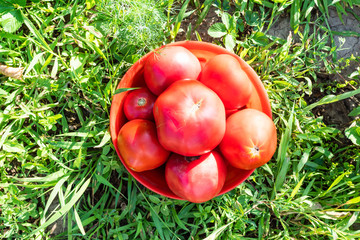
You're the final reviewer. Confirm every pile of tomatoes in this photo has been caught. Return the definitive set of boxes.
[117,46,277,203]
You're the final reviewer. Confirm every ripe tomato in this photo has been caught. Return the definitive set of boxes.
[123,88,157,121]
[200,54,252,109]
[117,119,170,172]
[153,80,226,156]
[219,109,277,170]
[165,151,227,203]
[225,106,247,118]
[144,46,201,95]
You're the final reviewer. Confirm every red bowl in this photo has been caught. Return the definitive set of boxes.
[110,41,272,200]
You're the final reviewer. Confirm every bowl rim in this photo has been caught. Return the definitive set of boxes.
[110,40,271,200]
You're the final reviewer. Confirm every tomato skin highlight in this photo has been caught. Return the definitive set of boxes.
[153,80,226,156]
[165,151,227,203]
[144,46,201,95]
[219,109,277,170]
[117,119,170,172]
[200,54,253,109]
[123,88,157,121]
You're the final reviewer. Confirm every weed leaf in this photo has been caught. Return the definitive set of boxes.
[349,106,360,117]
[0,10,23,33]
[208,23,227,38]
[344,122,360,146]
[224,34,236,51]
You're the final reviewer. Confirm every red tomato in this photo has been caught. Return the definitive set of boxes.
[219,109,277,170]
[165,151,227,203]
[153,80,226,156]
[117,119,170,172]
[144,46,201,95]
[123,88,157,120]
[225,106,247,118]
[200,54,253,109]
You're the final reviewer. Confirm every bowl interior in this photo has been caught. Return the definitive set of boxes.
[110,41,272,200]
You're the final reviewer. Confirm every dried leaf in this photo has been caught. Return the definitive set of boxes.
[0,65,24,79]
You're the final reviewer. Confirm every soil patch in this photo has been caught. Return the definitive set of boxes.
[175,6,220,42]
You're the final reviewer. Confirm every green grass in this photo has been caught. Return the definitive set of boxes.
[1,0,360,239]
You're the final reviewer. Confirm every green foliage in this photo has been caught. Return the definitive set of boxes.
[208,11,239,51]
[0,0,25,33]
[0,0,360,239]
[95,0,169,57]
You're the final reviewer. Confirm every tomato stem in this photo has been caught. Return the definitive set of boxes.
[190,99,203,114]
[250,146,260,157]
[137,97,147,107]
[184,156,201,162]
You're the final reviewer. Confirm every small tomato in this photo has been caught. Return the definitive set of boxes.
[123,88,157,120]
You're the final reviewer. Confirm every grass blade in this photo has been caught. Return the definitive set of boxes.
[204,221,234,240]
[271,104,295,199]
[289,175,306,200]
[114,87,140,95]
[42,176,69,219]
[172,0,190,39]
[342,212,359,230]
[0,120,15,149]
[94,130,111,148]
[149,207,165,240]
[319,172,347,197]
[70,33,108,62]
[30,178,91,237]
[51,57,59,78]
[290,0,300,34]
[23,52,45,76]
[21,11,54,54]
[345,197,360,205]
[13,169,67,182]
[194,0,213,30]
[94,174,125,198]
[297,148,311,173]
[304,87,360,112]
[171,208,189,231]
[48,140,96,150]
[74,207,86,235]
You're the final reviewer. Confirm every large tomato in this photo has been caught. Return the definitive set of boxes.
[117,119,170,172]
[219,109,277,170]
[153,80,226,156]
[144,46,201,95]
[165,151,227,203]
[123,88,157,121]
[200,54,253,109]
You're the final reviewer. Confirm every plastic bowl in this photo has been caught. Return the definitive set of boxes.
[110,41,272,200]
